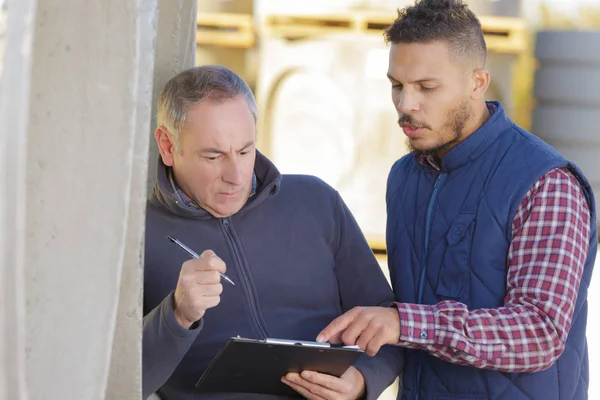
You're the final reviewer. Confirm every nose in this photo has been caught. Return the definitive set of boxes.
[221,157,244,186]
[395,89,419,115]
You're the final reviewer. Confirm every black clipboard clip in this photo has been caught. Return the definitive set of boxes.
[264,337,361,350]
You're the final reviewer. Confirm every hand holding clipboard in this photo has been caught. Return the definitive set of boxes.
[195,337,364,397]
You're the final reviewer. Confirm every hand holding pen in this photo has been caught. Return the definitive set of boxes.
[167,236,234,329]
[168,236,235,285]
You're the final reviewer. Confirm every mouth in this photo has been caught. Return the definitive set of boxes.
[401,124,425,138]
[219,190,241,198]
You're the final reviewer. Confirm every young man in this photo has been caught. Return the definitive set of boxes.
[317,1,597,399]
[142,65,402,400]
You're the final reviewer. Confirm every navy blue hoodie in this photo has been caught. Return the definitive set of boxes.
[142,151,403,399]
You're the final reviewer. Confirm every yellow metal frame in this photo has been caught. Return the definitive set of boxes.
[262,13,527,54]
[196,12,255,48]
[478,16,528,54]
[197,12,527,54]
[369,236,387,253]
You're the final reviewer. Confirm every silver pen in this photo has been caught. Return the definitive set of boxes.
[167,236,235,285]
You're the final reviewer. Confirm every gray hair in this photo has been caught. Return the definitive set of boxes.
[157,65,258,152]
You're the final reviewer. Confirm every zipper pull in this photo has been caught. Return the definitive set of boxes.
[222,218,229,227]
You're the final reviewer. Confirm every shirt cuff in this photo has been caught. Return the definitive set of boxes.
[394,302,436,346]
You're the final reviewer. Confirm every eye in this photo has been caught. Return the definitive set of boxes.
[420,85,436,92]
[240,150,249,156]
[203,155,220,161]
[391,83,403,90]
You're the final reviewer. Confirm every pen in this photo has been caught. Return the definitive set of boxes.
[167,236,235,286]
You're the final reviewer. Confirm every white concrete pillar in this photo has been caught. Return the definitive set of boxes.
[104,2,158,399]
[147,0,197,190]
[24,0,157,399]
[109,1,198,397]
[0,1,37,399]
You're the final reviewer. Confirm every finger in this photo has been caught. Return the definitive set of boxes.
[281,375,328,400]
[284,371,343,398]
[206,254,226,274]
[316,307,362,343]
[300,370,352,394]
[365,316,399,356]
[281,378,325,400]
[340,311,371,346]
[195,282,223,296]
[356,310,400,356]
[197,294,221,309]
[185,258,214,273]
[356,320,379,354]
[200,249,215,258]
[188,254,226,274]
[192,270,221,285]
[365,332,386,357]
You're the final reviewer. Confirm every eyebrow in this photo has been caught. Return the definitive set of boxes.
[386,72,441,84]
[199,140,255,154]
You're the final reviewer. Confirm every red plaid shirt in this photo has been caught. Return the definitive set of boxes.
[395,159,592,372]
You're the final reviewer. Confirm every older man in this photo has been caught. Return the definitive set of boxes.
[142,65,402,400]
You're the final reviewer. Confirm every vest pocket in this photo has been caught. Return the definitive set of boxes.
[436,212,476,303]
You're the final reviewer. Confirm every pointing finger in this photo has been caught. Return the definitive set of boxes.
[316,307,362,344]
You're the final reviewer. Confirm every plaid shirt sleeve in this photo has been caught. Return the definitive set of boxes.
[394,167,592,372]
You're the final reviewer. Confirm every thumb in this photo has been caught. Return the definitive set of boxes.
[200,249,216,258]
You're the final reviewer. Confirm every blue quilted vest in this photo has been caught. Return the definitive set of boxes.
[386,102,597,400]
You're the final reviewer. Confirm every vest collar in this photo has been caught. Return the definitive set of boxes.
[437,101,511,173]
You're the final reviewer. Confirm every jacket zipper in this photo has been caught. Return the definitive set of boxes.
[414,172,447,400]
[221,217,269,339]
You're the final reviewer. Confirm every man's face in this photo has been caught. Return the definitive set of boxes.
[387,40,475,157]
[164,96,256,218]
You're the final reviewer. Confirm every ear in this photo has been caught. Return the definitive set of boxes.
[155,126,176,167]
[470,69,490,100]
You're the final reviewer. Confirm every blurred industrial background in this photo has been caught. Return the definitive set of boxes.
[189,0,600,254]
[1,0,599,399]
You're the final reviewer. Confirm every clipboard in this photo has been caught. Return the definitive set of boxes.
[195,337,364,397]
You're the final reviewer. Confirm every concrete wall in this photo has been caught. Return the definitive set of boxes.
[147,0,197,191]
[104,1,158,399]
[107,0,197,397]
[23,1,157,398]
[0,1,37,399]
[0,0,197,398]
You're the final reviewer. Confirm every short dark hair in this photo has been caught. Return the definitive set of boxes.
[384,0,487,68]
